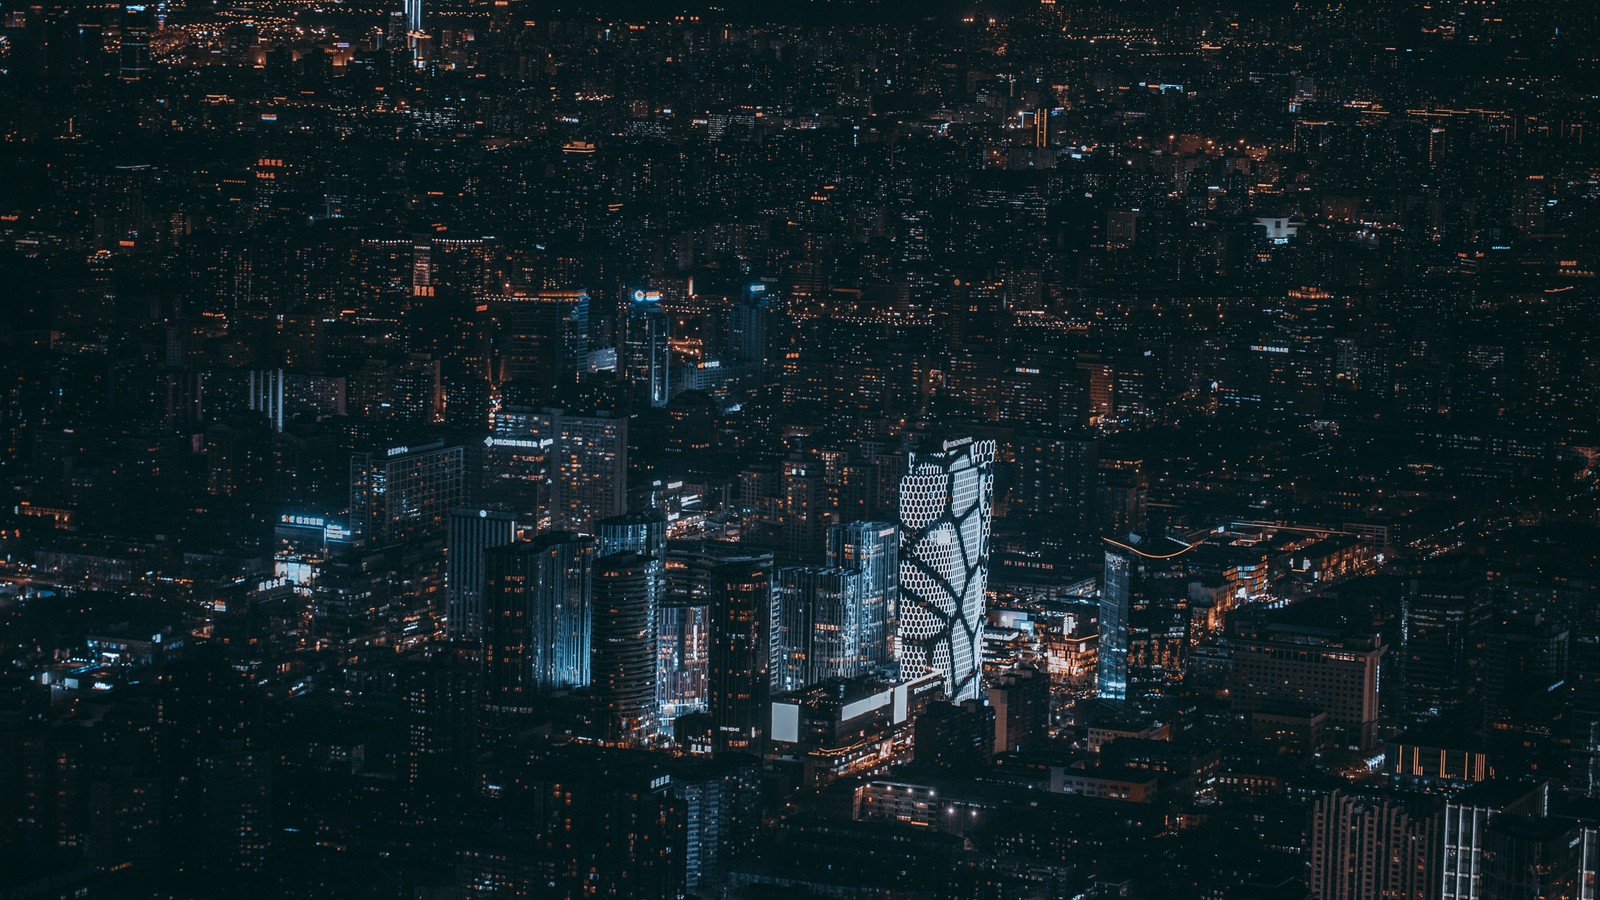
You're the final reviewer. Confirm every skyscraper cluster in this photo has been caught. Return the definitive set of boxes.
[3,0,1599,895]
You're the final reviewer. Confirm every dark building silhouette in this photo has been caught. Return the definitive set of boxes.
[708,553,775,754]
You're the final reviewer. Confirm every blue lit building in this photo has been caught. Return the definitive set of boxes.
[482,532,594,711]
[624,289,671,407]
[826,520,899,671]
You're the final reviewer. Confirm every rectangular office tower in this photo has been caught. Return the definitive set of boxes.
[485,289,590,406]
[896,436,996,703]
[597,512,669,720]
[1097,534,1196,707]
[482,533,594,713]
[661,542,774,723]
[349,440,465,546]
[773,567,864,693]
[826,521,898,670]
[624,290,670,407]
[707,553,776,753]
[446,508,519,642]
[504,409,627,533]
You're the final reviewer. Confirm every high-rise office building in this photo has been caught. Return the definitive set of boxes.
[403,647,478,815]
[486,289,589,406]
[1442,780,1551,900]
[773,566,863,693]
[349,440,465,546]
[914,699,996,770]
[598,511,670,720]
[708,553,775,753]
[246,368,286,432]
[660,542,766,721]
[403,0,423,33]
[592,551,660,745]
[826,521,898,670]
[482,533,594,712]
[597,510,668,558]
[1014,430,1098,563]
[494,408,626,533]
[725,283,776,373]
[897,436,995,703]
[118,5,153,80]
[479,434,550,526]
[988,666,1049,754]
[1401,569,1492,726]
[517,749,688,899]
[445,508,520,642]
[1482,613,1569,735]
[624,289,671,407]
[668,757,762,894]
[1097,534,1195,706]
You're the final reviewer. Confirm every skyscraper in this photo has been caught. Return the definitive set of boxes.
[482,533,594,712]
[598,511,670,721]
[1097,534,1196,706]
[487,289,589,406]
[707,553,775,753]
[661,541,767,722]
[726,283,776,373]
[773,566,863,692]
[896,436,995,703]
[1401,568,1492,726]
[624,289,670,407]
[497,408,627,533]
[826,521,898,670]
[1309,789,1442,900]
[1098,547,1132,704]
[1441,780,1551,900]
[597,510,668,558]
[446,507,519,642]
[479,434,550,526]
[349,440,465,546]
[988,666,1049,754]
[403,0,423,33]
[592,551,660,745]
[118,5,153,80]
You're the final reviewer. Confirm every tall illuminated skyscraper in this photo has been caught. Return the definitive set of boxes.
[826,521,898,669]
[349,440,465,546]
[896,436,995,703]
[482,533,594,712]
[659,541,765,722]
[494,408,626,533]
[591,551,660,745]
[1098,546,1131,704]
[1097,534,1196,706]
[486,289,589,405]
[597,510,667,558]
[624,289,670,407]
[597,511,669,721]
[773,566,863,692]
[446,508,520,642]
[403,0,423,33]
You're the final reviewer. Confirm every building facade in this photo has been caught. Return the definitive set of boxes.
[897,436,995,703]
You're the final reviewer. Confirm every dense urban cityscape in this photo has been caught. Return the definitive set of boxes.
[0,0,1598,897]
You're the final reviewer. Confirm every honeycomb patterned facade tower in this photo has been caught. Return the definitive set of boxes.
[896,436,996,703]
